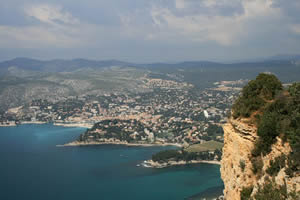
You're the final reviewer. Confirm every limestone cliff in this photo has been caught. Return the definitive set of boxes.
[221,118,300,200]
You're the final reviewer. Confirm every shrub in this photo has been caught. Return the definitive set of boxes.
[152,149,181,162]
[288,82,300,99]
[285,151,300,177]
[254,182,288,200]
[241,186,253,200]
[256,111,280,155]
[232,73,282,118]
[253,181,300,200]
[251,157,263,175]
[266,155,286,176]
[240,159,246,172]
[231,74,299,178]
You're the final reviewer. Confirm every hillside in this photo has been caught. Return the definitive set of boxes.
[221,73,300,200]
[1,57,300,112]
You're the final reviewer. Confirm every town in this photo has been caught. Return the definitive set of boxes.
[0,77,246,146]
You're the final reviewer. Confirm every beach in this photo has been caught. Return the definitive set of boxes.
[53,122,93,129]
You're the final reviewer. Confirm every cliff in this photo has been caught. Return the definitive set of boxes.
[221,117,300,200]
[220,73,300,200]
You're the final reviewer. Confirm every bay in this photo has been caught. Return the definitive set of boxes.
[0,124,223,200]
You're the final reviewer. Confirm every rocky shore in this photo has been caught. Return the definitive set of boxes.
[142,159,220,168]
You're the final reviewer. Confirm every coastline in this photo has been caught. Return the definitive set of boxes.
[53,122,93,129]
[0,121,46,127]
[0,124,17,127]
[21,121,47,125]
[142,159,220,168]
[0,121,92,128]
[57,140,183,148]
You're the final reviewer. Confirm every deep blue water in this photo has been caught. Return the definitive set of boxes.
[0,124,223,200]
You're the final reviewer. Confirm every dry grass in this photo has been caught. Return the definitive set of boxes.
[185,140,223,153]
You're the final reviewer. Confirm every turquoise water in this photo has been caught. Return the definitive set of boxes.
[0,124,223,200]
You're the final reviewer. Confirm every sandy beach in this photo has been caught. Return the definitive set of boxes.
[0,124,17,127]
[0,121,48,127]
[53,123,93,129]
[21,121,47,125]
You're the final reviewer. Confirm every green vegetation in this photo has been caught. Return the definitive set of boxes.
[205,124,224,136]
[232,73,300,176]
[151,148,222,163]
[239,159,246,172]
[185,140,223,153]
[151,140,223,163]
[285,151,300,177]
[253,181,300,200]
[240,186,253,200]
[232,73,282,118]
[241,181,300,200]
[266,155,286,176]
[152,149,181,162]
[251,157,263,175]
[254,182,287,200]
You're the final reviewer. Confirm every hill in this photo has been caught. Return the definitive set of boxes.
[1,57,300,112]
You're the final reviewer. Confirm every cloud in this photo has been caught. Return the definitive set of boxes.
[175,0,185,9]
[142,0,281,45]
[0,3,83,48]
[290,24,300,35]
[24,4,79,25]
[0,0,300,62]
[0,25,80,48]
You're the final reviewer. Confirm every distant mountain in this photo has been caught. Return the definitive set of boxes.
[0,57,134,74]
[268,54,300,61]
[0,56,298,75]
[0,56,299,112]
[143,61,224,69]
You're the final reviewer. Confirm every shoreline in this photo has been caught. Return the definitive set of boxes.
[57,140,183,148]
[21,121,47,125]
[142,159,220,168]
[0,121,46,127]
[0,121,92,128]
[0,124,17,127]
[53,123,93,129]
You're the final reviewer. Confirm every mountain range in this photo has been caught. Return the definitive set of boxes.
[1,55,300,74]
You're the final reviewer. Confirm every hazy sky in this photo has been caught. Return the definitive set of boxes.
[0,0,300,62]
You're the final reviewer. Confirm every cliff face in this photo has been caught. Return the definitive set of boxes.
[221,118,300,200]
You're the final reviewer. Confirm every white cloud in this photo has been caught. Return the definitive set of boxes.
[24,4,79,25]
[0,4,85,48]
[146,0,282,45]
[290,24,300,34]
[202,0,218,8]
[0,25,81,48]
[1,0,300,61]
[175,0,185,9]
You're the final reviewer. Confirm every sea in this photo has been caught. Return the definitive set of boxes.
[0,124,223,200]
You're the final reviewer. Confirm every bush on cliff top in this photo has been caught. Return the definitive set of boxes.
[252,82,300,156]
[232,74,300,176]
[232,73,282,118]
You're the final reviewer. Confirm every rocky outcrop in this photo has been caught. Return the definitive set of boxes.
[221,118,299,200]
[221,118,257,200]
[142,159,220,168]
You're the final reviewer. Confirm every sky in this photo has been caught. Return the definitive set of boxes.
[0,0,300,63]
